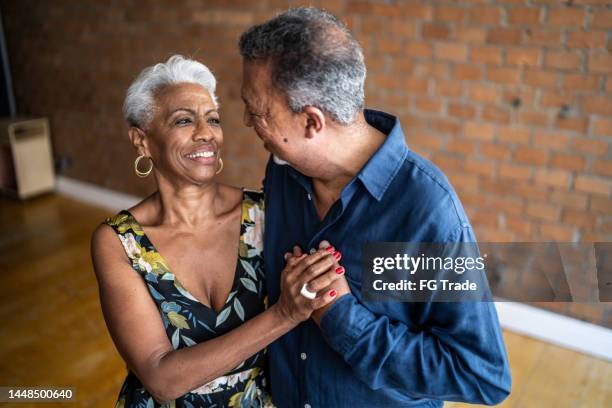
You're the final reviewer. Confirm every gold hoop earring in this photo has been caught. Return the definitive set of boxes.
[134,154,153,178]
[216,158,224,175]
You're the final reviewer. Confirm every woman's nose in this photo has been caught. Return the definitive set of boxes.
[193,121,213,141]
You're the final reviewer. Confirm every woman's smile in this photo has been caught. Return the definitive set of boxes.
[184,147,217,164]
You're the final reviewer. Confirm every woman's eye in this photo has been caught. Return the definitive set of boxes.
[208,117,221,125]
[175,118,192,126]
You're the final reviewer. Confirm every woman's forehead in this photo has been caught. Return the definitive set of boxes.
[156,83,215,110]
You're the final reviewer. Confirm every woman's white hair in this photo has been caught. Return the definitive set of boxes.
[123,55,218,128]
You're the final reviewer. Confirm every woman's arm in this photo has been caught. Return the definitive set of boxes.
[91,224,342,404]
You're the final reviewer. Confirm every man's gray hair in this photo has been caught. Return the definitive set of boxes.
[123,55,218,128]
[238,7,366,125]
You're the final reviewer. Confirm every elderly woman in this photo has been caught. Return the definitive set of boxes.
[91,55,349,408]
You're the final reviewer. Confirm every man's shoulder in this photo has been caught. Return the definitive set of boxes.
[402,150,454,196]
[390,149,471,232]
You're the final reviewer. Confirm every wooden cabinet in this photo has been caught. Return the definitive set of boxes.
[0,117,55,199]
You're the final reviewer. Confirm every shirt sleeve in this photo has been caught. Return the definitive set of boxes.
[319,226,512,405]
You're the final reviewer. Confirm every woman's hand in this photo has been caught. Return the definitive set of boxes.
[93,225,338,402]
[308,241,352,325]
[272,245,346,325]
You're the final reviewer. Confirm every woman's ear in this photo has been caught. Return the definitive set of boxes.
[302,106,325,139]
[128,127,149,156]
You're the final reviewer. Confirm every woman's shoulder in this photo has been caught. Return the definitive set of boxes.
[91,214,132,273]
[95,210,133,243]
[123,193,159,224]
[102,211,130,229]
[219,183,264,209]
[92,194,155,255]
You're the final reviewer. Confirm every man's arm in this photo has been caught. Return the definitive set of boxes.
[318,226,511,405]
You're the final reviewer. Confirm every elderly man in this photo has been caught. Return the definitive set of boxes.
[239,7,511,408]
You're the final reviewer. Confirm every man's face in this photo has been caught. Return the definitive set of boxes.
[240,60,304,166]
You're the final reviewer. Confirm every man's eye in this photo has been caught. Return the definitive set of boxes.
[208,117,221,125]
[175,118,192,126]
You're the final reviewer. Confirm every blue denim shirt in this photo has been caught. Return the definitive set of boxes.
[263,109,511,407]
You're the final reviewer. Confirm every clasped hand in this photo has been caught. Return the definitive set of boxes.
[275,241,352,325]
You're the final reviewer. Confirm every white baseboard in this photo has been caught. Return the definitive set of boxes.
[55,175,142,212]
[495,302,612,361]
[55,176,612,362]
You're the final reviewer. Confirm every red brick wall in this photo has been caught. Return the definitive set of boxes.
[2,0,610,326]
[354,0,611,245]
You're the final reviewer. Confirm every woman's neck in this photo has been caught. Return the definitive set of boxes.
[150,176,223,228]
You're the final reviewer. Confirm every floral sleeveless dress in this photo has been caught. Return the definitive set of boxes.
[103,190,274,408]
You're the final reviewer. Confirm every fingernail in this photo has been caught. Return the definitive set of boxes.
[325,246,335,253]
[335,266,345,275]
[329,289,337,298]
[333,251,342,261]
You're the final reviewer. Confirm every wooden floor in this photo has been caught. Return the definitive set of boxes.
[0,193,610,407]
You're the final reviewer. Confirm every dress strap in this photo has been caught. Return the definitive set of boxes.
[239,190,265,260]
[103,210,140,237]
[102,211,152,272]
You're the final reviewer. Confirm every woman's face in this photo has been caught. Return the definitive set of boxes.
[143,82,223,185]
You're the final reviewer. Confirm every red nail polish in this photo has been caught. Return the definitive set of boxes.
[329,289,337,297]
[333,251,342,261]
[335,266,345,275]
[325,246,335,253]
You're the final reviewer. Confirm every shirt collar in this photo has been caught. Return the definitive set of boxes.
[357,109,408,201]
[286,109,408,201]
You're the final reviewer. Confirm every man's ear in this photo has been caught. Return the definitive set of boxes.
[128,127,149,156]
[302,106,325,139]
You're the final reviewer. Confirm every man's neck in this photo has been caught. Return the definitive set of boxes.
[311,112,387,220]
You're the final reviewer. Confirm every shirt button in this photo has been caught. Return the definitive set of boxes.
[304,404,311,408]
[300,352,307,360]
